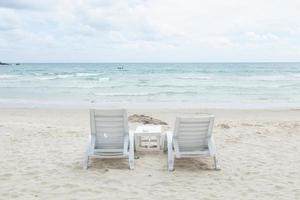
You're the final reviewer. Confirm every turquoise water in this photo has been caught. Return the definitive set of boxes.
[0,63,300,108]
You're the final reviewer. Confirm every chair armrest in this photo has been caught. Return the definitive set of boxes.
[166,131,174,151]
[163,131,173,151]
[123,134,129,154]
[166,131,173,144]
[166,131,175,171]
[129,131,134,154]
[207,136,216,156]
[87,134,95,155]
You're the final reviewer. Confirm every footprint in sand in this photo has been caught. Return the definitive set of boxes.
[64,183,79,188]
[1,173,13,179]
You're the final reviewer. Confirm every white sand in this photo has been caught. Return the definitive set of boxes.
[0,108,300,199]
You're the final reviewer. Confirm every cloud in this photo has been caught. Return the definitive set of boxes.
[0,0,300,62]
[0,9,20,30]
[0,0,35,10]
[244,32,280,42]
[0,0,59,10]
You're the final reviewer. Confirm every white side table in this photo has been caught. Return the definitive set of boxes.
[134,125,163,150]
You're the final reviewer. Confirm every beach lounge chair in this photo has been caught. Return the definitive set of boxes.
[166,116,219,171]
[84,109,134,169]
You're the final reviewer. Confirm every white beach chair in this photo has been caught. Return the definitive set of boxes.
[83,109,134,169]
[167,116,219,171]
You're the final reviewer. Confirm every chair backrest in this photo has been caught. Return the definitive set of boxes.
[174,116,214,152]
[90,109,128,150]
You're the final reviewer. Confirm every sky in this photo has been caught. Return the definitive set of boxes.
[0,0,300,62]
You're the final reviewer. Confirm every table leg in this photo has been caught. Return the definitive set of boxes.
[135,135,142,151]
[147,136,150,149]
[158,135,161,150]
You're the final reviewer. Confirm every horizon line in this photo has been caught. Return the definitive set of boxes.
[2,61,300,64]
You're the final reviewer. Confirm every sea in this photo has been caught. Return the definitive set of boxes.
[0,63,300,109]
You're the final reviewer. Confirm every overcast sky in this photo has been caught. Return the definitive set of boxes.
[0,0,300,62]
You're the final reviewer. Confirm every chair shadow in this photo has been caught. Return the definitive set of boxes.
[89,158,130,170]
[172,157,216,171]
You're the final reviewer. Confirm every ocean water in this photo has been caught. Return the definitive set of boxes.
[0,63,300,108]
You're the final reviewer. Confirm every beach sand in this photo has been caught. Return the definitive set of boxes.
[0,108,300,199]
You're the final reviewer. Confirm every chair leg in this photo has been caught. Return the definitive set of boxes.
[163,136,167,152]
[134,135,137,152]
[128,157,134,170]
[129,132,135,170]
[129,145,134,170]
[213,155,220,170]
[83,156,89,170]
[168,156,174,171]
[168,149,175,171]
[167,134,175,171]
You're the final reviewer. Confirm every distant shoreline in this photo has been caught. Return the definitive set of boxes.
[3,61,300,64]
[0,62,9,65]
